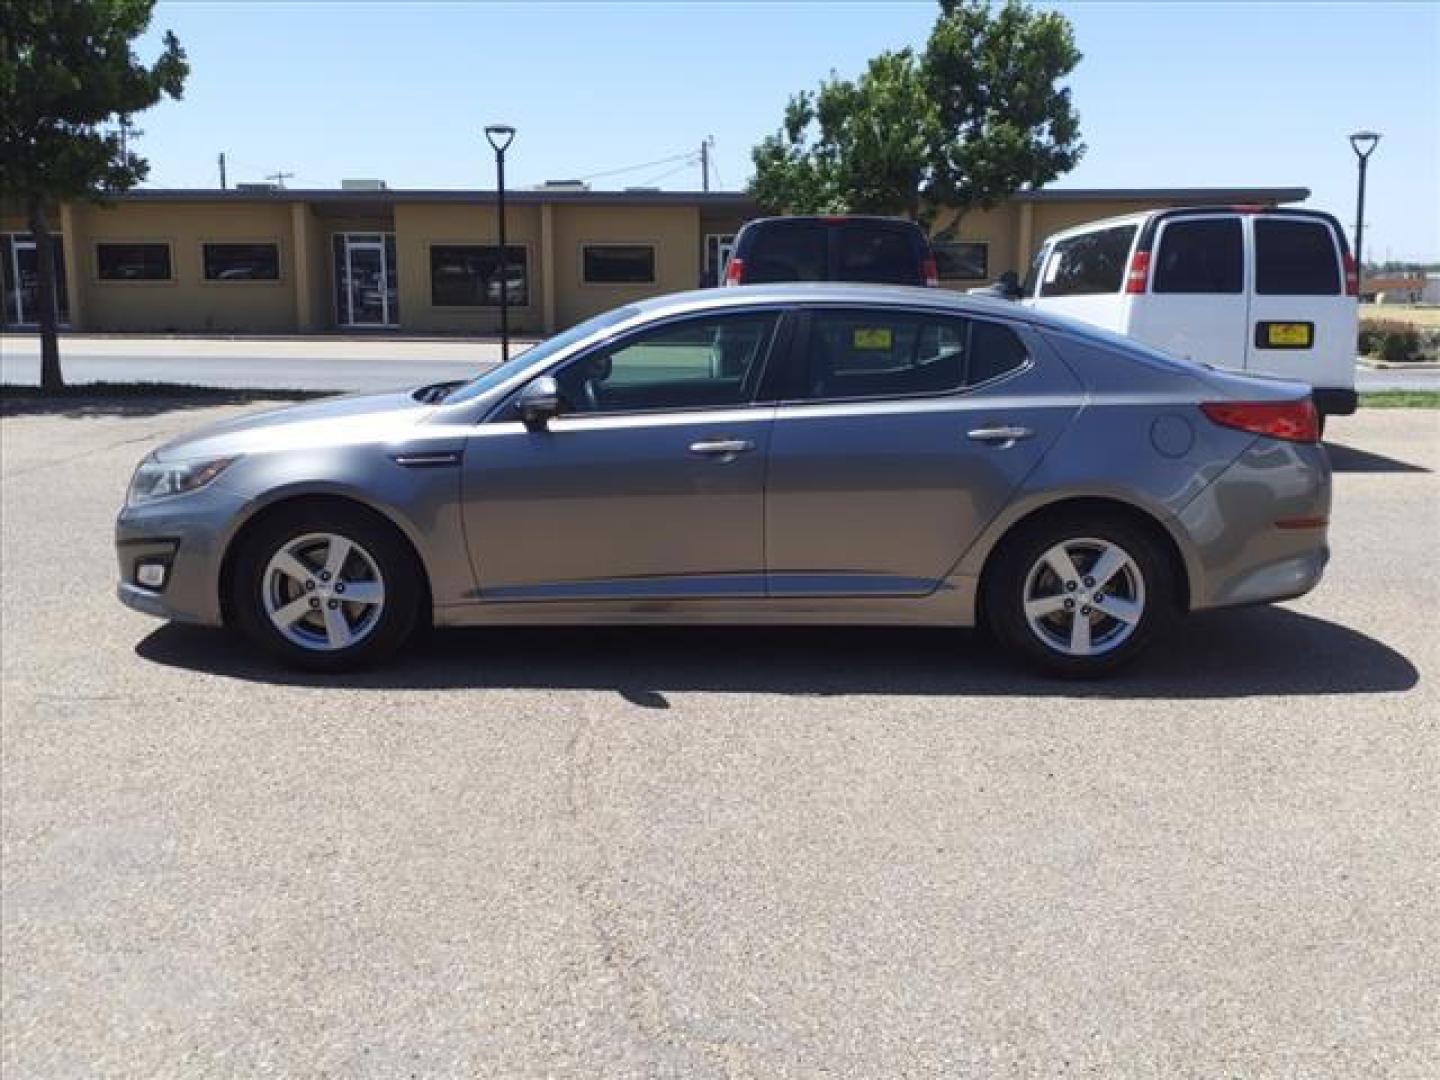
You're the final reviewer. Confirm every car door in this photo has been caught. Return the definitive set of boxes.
[1243,214,1351,389]
[461,309,784,601]
[1128,213,1247,370]
[764,306,1081,597]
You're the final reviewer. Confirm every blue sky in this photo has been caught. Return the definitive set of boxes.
[136,1,1439,261]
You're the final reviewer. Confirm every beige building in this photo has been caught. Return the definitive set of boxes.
[1,185,1307,335]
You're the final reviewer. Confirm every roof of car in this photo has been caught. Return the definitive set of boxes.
[626,282,1074,331]
[1041,203,1343,245]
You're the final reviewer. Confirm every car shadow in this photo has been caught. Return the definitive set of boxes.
[0,388,330,419]
[1325,441,1430,473]
[135,605,1418,703]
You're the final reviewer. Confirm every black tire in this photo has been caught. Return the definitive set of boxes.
[983,510,1178,678]
[230,502,422,672]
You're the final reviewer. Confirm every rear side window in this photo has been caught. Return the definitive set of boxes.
[1255,218,1341,295]
[1153,217,1243,293]
[741,222,828,283]
[836,226,920,285]
[797,310,1026,401]
[1039,225,1137,297]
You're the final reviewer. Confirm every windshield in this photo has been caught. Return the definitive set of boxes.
[443,305,640,404]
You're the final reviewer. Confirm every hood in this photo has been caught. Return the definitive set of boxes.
[153,389,436,462]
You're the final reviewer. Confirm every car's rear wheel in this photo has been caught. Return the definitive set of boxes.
[984,511,1177,678]
[231,504,421,671]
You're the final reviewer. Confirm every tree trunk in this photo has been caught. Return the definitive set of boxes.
[26,198,64,392]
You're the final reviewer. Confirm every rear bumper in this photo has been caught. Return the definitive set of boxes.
[1312,388,1358,416]
[1177,438,1333,610]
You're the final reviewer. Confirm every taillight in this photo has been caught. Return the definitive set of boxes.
[1124,250,1150,293]
[1342,250,1358,296]
[1200,400,1319,443]
[921,254,939,288]
[723,258,745,286]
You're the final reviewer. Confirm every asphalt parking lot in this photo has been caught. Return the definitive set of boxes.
[2,400,1437,1077]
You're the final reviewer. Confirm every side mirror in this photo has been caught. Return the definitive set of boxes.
[517,376,562,430]
[998,270,1023,301]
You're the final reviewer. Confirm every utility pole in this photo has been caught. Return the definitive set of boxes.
[700,137,711,192]
[118,116,130,160]
[266,171,294,189]
[218,152,227,190]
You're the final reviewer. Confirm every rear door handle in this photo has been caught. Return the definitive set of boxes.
[689,438,756,459]
[967,425,1034,445]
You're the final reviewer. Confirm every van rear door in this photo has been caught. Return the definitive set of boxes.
[1128,213,1247,368]
[1243,213,1356,404]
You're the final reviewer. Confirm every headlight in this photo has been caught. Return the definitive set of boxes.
[126,455,236,506]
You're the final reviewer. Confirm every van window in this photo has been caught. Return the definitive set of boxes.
[837,226,916,285]
[1254,218,1340,295]
[1153,217,1243,294]
[742,221,828,283]
[1038,225,1136,297]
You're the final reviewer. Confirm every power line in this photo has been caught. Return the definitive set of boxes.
[575,150,694,183]
[635,158,699,188]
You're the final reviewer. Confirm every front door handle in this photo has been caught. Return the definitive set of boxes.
[689,438,756,460]
[966,425,1034,445]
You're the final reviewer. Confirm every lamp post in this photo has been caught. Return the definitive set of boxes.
[1349,130,1380,293]
[485,123,516,362]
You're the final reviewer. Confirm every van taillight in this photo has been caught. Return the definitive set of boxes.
[921,254,939,288]
[723,258,745,286]
[1124,250,1150,293]
[1200,400,1319,443]
[1343,250,1359,296]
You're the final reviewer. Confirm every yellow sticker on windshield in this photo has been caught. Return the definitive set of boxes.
[853,327,893,350]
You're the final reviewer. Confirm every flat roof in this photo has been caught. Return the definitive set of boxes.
[95,185,1309,207]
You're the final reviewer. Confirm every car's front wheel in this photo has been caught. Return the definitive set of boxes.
[984,511,1177,678]
[231,503,422,671]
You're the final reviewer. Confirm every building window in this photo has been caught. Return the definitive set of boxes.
[202,242,280,281]
[96,242,172,281]
[429,245,528,307]
[582,244,655,285]
[932,241,989,281]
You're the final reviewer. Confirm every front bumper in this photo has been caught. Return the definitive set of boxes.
[115,484,248,627]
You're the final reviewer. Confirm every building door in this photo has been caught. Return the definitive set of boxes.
[333,232,398,327]
[704,233,735,287]
[2,233,69,328]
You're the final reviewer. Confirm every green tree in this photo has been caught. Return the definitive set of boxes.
[1,0,187,390]
[750,0,1083,237]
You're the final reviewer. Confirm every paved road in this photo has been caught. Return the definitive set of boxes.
[5,333,1437,394]
[2,404,1438,1076]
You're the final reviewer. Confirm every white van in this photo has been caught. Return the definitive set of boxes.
[1022,206,1358,420]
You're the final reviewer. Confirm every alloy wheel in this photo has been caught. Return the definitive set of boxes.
[1021,537,1146,658]
[262,532,386,652]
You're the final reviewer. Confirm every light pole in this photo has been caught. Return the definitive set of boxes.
[1349,130,1380,292]
[485,123,516,362]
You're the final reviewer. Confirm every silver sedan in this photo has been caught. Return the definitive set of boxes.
[116,284,1331,677]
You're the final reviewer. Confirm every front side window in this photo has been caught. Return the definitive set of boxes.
[1255,218,1340,296]
[797,310,1026,401]
[202,242,280,281]
[1153,217,1243,293]
[1038,225,1137,297]
[553,312,777,415]
[582,244,655,285]
[933,241,989,281]
[430,245,527,307]
[97,242,172,281]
